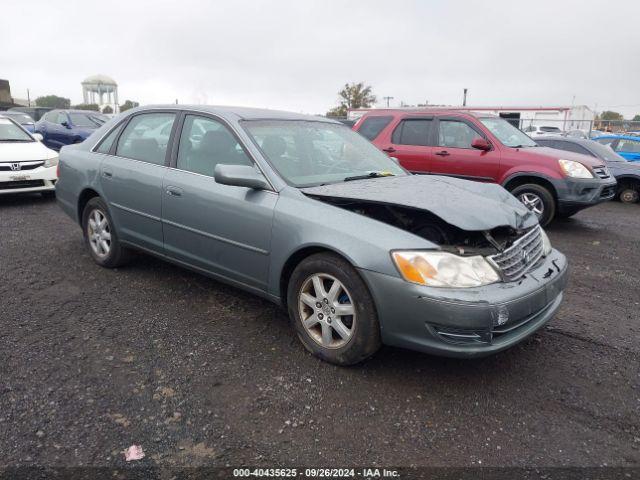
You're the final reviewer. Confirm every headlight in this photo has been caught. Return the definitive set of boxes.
[392,251,500,288]
[540,228,552,256]
[44,156,59,168]
[558,159,593,178]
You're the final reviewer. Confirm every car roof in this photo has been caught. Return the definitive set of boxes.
[127,105,339,123]
[357,108,496,119]
[592,134,639,141]
[537,136,591,146]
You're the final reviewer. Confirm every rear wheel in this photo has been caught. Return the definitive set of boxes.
[287,253,381,366]
[511,183,556,226]
[619,182,639,204]
[82,197,130,268]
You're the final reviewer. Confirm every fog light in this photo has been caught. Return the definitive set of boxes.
[495,306,509,326]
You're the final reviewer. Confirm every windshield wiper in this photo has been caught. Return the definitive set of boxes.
[0,139,31,142]
[343,171,394,182]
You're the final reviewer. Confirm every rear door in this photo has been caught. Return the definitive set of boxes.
[379,117,434,173]
[99,111,177,253]
[430,116,500,181]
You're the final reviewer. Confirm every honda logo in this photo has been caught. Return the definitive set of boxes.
[10,163,21,171]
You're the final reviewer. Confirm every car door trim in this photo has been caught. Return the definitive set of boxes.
[161,218,269,255]
[110,202,162,222]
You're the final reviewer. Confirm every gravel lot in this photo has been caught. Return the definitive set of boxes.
[1,195,639,470]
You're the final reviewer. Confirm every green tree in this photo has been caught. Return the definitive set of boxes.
[102,105,113,114]
[599,110,623,121]
[119,100,140,112]
[326,82,376,117]
[35,95,71,109]
[71,103,100,111]
[633,114,640,121]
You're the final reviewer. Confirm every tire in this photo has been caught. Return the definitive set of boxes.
[511,183,556,227]
[287,253,381,366]
[81,197,130,268]
[618,183,639,204]
[41,191,56,199]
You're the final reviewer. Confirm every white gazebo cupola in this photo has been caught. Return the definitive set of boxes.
[81,74,119,113]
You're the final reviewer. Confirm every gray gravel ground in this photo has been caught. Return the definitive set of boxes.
[0,195,639,471]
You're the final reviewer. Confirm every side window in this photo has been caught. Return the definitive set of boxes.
[43,111,56,122]
[559,142,592,156]
[177,115,252,177]
[116,113,176,165]
[358,116,393,141]
[56,113,68,125]
[392,119,432,146]
[95,122,125,154]
[438,120,483,149]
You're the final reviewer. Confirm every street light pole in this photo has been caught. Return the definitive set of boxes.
[463,88,468,107]
[383,96,394,108]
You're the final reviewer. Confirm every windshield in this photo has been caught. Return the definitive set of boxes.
[0,118,33,142]
[2,113,34,124]
[89,113,109,124]
[242,120,407,187]
[480,117,538,148]
[69,113,102,128]
[588,141,627,162]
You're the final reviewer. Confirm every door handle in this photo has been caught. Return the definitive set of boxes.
[434,150,450,157]
[102,171,113,178]
[382,147,396,153]
[165,186,183,197]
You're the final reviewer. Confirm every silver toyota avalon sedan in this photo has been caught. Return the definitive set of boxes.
[56,105,568,365]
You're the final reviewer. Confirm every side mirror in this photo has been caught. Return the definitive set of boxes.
[61,121,71,129]
[471,137,491,151]
[214,164,269,190]
[32,133,44,141]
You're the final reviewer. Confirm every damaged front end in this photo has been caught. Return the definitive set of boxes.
[304,196,548,283]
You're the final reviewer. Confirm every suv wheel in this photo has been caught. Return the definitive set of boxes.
[82,197,130,268]
[287,253,381,366]
[511,183,556,227]
[619,182,639,204]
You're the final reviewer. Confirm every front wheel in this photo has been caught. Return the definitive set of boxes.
[82,197,130,268]
[287,253,381,366]
[619,183,639,204]
[511,183,556,227]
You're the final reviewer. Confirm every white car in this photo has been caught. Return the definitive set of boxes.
[0,117,59,196]
[522,125,563,137]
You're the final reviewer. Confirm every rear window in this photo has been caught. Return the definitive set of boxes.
[391,119,432,146]
[357,116,392,140]
[540,126,561,132]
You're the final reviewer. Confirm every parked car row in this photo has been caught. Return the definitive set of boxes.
[353,109,618,225]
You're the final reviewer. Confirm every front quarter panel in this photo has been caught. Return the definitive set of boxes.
[268,187,438,298]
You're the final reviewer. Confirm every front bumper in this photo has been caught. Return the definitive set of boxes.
[359,250,568,358]
[0,165,57,195]
[551,177,617,213]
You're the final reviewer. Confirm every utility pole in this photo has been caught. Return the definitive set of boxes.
[463,88,468,107]
[27,89,31,107]
[383,96,394,108]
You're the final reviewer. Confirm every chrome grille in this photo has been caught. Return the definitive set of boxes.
[488,226,544,282]
[0,161,45,171]
[592,165,611,179]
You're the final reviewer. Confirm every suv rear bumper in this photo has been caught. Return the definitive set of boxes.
[551,177,617,213]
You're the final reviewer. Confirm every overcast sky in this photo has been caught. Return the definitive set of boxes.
[3,0,640,117]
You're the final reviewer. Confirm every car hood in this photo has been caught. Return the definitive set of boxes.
[0,141,58,161]
[517,146,604,168]
[607,160,640,176]
[302,175,537,231]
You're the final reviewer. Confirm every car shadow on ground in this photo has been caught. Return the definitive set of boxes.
[0,193,55,209]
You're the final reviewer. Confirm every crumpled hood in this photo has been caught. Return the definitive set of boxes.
[302,175,538,231]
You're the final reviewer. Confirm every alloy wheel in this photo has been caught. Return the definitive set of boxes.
[298,273,356,349]
[519,192,544,216]
[87,209,111,258]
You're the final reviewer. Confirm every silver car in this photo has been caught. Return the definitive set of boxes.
[56,106,568,365]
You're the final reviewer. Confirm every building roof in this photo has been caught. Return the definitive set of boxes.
[82,74,117,86]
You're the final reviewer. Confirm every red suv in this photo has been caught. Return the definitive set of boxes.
[354,110,617,225]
